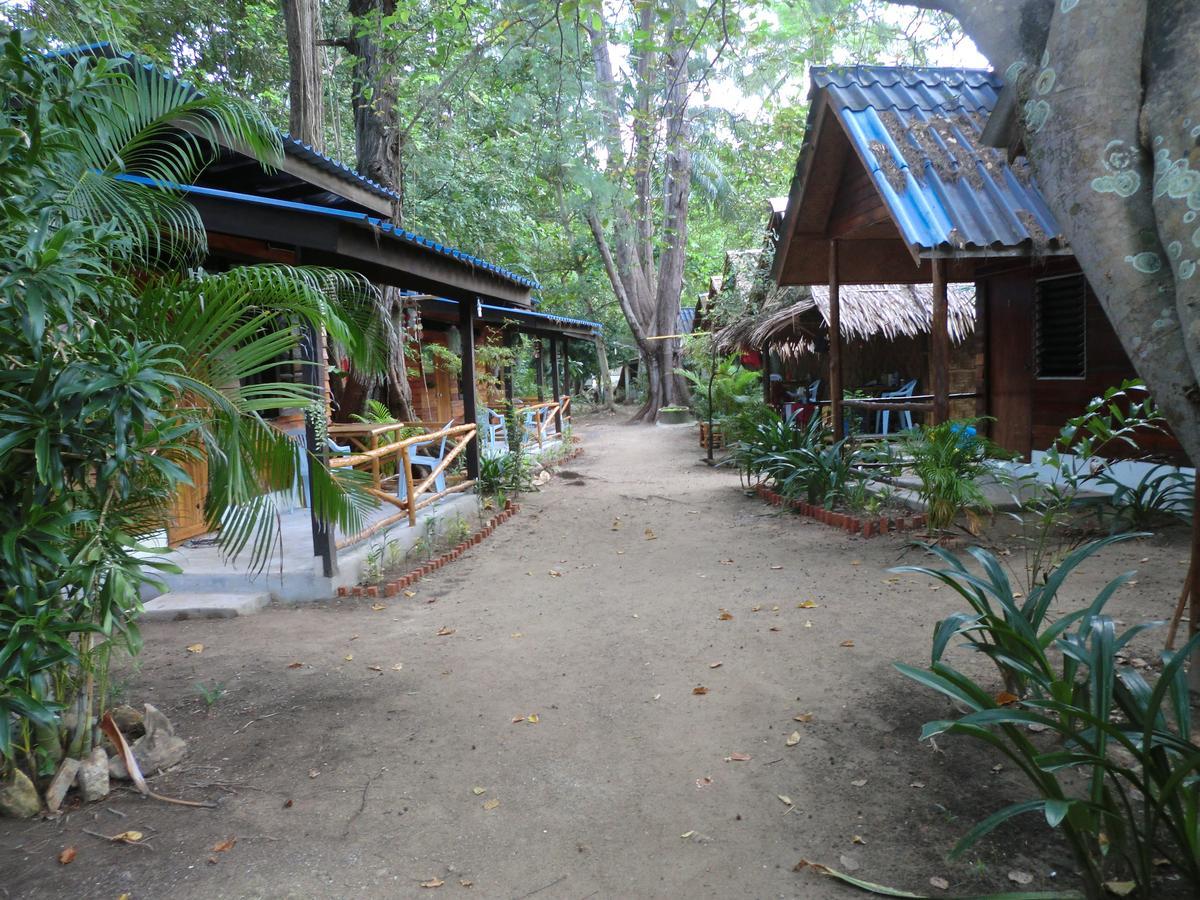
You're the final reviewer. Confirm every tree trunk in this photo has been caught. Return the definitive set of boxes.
[343,0,415,421]
[283,0,325,149]
[594,335,615,410]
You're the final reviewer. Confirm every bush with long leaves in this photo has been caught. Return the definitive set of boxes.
[896,541,1200,898]
[0,35,380,779]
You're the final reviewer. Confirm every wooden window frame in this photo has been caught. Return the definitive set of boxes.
[1034,273,1088,381]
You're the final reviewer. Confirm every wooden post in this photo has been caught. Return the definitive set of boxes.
[502,329,516,410]
[402,450,417,527]
[535,339,545,402]
[762,339,773,405]
[932,258,950,424]
[550,337,563,433]
[561,339,571,398]
[459,298,480,480]
[301,322,337,578]
[829,240,844,442]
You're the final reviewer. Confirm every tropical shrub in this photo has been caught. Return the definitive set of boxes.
[0,36,376,783]
[678,353,763,422]
[902,419,996,533]
[1100,465,1193,533]
[896,540,1200,898]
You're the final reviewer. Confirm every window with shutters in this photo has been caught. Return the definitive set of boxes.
[1034,274,1087,378]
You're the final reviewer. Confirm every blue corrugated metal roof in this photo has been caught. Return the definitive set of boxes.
[812,66,1066,255]
[281,136,402,206]
[677,307,697,334]
[424,296,601,333]
[116,174,540,290]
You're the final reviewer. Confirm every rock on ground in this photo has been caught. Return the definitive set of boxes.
[77,747,109,802]
[0,768,41,819]
[44,758,81,813]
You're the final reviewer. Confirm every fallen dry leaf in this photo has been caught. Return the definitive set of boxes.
[1007,870,1034,885]
[186,643,204,654]
[850,559,861,566]
[797,600,818,608]
[371,603,386,611]
[644,528,657,540]
[287,662,303,669]
[770,565,783,570]
[404,590,416,598]
[695,776,713,789]
[548,569,562,577]
[308,769,320,779]
[839,640,855,648]
[436,627,455,636]
[718,610,734,621]
[692,686,709,695]
[527,713,539,724]
[482,798,500,811]
[391,664,403,671]
[283,799,293,808]
[726,752,752,762]
[58,847,76,865]
[511,715,525,723]
[709,661,722,668]
[786,731,801,747]
[793,713,814,723]
[111,831,144,844]
[1103,882,1136,897]
[680,830,696,839]
[769,626,782,632]
[511,632,523,638]
[420,877,445,888]
[778,794,793,806]
[804,620,813,628]
[996,691,1020,706]
[910,781,926,788]
[720,558,734,565]
[459,880,473,888]
[472,787,486,796]
[852,835,866,844]
[212,837,237,853]
[343,654,353,661]
[850,778,867,787]
[367,665,382,672]
[929,876,949,891]
[751,605,762,612]
[772,605,780,612]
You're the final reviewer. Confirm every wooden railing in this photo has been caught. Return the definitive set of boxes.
[327,422,477,549]
[514,395,571,448]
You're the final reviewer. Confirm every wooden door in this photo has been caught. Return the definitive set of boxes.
[166,453,210,545]
[985,275,1034,458]
[434,362,454,423]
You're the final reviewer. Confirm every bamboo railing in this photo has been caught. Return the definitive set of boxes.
[514,395,571,447]
[328,421,477,549]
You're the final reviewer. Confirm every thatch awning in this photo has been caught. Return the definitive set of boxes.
[719,282,975,361]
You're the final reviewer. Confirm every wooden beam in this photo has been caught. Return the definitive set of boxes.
[300,320,337,578]
[550,337,563,433]
[762,339,772,404]
[460,298,480,480]
[535,340,545,402]
[829,240,844,442]
[932,258,950,424]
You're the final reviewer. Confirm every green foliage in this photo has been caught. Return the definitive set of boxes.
[0,35,377,774]
[733,413,867,508]
[1099,466,1193,533]
[896,540,1200,897]
[678,354,763,422]
[902,420,996,533]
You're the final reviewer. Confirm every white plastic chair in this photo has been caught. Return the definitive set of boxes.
[876,378,917,434]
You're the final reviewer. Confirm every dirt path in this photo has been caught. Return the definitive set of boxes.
[1,416,1190,899]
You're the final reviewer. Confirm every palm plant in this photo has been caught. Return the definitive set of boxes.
[0,35,379,782]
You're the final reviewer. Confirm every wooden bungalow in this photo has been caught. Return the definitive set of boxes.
[75,45,599,590]
[770,65,1153,456]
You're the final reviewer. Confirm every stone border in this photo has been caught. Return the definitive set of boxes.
[754,483,926,538]
[337,444,586,599]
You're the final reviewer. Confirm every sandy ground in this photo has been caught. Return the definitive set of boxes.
[1,413,1193,899]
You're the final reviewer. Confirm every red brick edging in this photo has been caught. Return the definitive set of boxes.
[753,482,925,538]
[340,499,523,598]
[338,443,585,599]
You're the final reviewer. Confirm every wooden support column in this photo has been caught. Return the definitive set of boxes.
[762,339,773,405]
[550,337,563,433]
[459,297,480,480]
[931,258,950,424]
[535,339,545,402]
[829,240,844,442]
[561,339,571,398]
[301,322,337,578]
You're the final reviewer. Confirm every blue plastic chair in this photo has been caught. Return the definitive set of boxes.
[807,378,822,402]
[399,419,454,500]
[282,427,351,507]
[478,407,509,458]
[876,378,917,435]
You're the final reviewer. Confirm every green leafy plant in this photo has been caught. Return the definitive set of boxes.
[194,681,226,709]
[0,37,379,781]
[896,541,1200,898]
[902,420,996,534]
[1100,466,1193,533]
[677,353,762,422]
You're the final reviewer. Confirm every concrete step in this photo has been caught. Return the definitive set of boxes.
[139,590,270,622]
